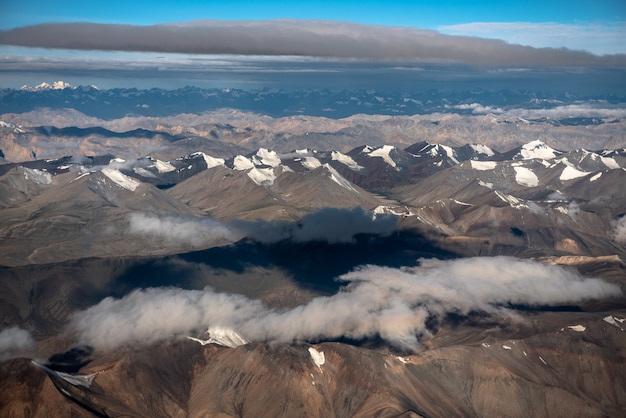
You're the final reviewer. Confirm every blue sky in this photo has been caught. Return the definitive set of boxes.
[1,0,624,28]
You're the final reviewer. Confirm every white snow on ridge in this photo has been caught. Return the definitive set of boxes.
[101,168,140,191]
[603,315,625,331]
[308,347,325,368]
[331,151,363,170]
[520,140,559,160]
[514,166,539,187]
[150,159,176,173]
[301,156,322,170]
[495,190,527,209]
[470,160,497,171]
[367,145,397,167]
[323,164,358,192]
[589,172,602,182]
[254,148,281,167]
[134,167,157,178]
[600,156,620,170]
[188,327,250,347]
[233,155,255,170]
[469,143,495,156]
[560,166,590,181]
[567,325,586,332]
[31,361,97,388]
[429,144,459,164]
[247,167,276,186]
[193,152,225,169]
[23,167,52,185]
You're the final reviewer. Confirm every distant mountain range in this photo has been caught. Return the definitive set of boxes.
[3,81,625,119]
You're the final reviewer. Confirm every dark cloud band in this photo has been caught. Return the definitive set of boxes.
[1,20,625,67]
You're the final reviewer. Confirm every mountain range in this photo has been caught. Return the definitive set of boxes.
[1,86,625,417]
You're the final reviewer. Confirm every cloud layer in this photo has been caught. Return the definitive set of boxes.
[2,20,625,67]
[67,256,622,352]
[613,216,626,245]
[128,208,398,246]
[128,213,241,246]
[0,327,35,360]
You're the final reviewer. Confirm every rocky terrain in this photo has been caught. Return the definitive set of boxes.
[1,89,626,417]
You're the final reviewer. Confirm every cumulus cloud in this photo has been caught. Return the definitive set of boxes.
[67,256,621,352]
[612,216,626,245]
[1,20,624,67]
[0,327,36,360]
[127,213,241,246]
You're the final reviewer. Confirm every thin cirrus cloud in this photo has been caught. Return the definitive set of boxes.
[67,256,622,352]
[1,20,625,67]
[438,21,626,55]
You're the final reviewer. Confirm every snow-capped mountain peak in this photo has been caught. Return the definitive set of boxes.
[519,140,560,160]
[20,81,75,92]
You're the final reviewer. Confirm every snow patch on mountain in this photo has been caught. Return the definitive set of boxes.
[600,156,620,170]
[233,155,255,170]
[23,167,52,185]
[513,166,539,187]
[589,172,603,182]
[567,325,586,332]
[323,164,357,192]
[331,151,363,170]
[253,148,281,167]
[133,167,157,178]
[603,315,625,331]
[101,168,140,191]
[560,165,590,181]
[247,167,276,186]
[469,143,495,157]
[470,160,497,171]
[478,180,494,189]
[520,140,560,160]
[495,190,527,209]
[188,326,250,347]
[191,152,224,169]
[31,361,97,388]
[149,159,176,173]
[308,347,325,369]
[301,156,322,170]
[367,145,397,167]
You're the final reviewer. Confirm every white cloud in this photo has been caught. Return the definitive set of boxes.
[438,21,626,55]
[612,216,626,245]
[0,327,35,360]
[67,256,621,352]
[127,213,241,246]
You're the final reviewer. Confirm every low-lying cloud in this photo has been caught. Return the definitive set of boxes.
[127,213,241,246]
[0,327,35,360]
[67,256,622,352]
[128,207,398,246]
[1,20,625,67]
[612,216,626,245]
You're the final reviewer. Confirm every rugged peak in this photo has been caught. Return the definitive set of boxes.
[519,140,561,160]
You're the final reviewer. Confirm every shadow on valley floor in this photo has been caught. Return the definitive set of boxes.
[109,229,458,298]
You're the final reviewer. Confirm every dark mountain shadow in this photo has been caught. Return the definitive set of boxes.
[108,229,458,298]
